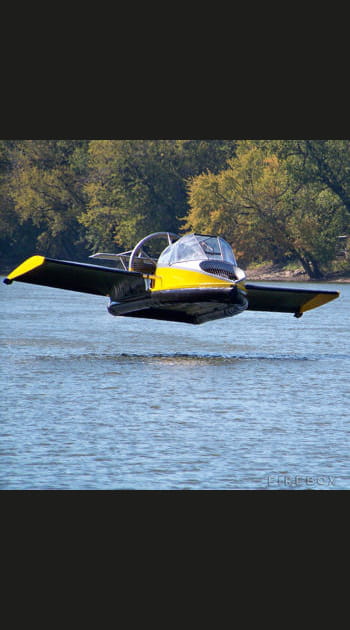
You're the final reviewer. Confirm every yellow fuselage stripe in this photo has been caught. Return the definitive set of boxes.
[151,266,233,291]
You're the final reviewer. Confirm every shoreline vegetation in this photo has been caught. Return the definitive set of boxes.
[245,263,350,283]
[1,140,350,284]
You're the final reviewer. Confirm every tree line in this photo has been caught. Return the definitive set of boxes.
[1,139,350,278]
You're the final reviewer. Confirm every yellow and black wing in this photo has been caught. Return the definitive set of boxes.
[244,283,340,317]
[3,255,146,301]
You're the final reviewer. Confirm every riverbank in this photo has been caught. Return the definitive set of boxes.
[245,263,350,283]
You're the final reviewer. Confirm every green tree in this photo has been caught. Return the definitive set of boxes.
[0,141,15,239]
[7,140,89,259]
[80,140,236,251]
[267,140,350,215]
[0,141,44,269]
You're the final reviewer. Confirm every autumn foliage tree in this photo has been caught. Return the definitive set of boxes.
[185,141,347,278]
[1,139,349,277]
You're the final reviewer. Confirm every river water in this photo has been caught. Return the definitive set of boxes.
[1,278,349,490]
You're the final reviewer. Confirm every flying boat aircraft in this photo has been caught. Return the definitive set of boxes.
[3,231,340,325]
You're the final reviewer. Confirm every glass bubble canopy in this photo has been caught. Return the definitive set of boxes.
[157,234,237,266]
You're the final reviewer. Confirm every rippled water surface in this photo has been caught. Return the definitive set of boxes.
[1,279,349,489]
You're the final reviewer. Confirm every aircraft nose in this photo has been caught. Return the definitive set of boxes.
[233,266,246,282]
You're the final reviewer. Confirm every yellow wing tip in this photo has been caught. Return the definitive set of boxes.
[5,255,46,283]
[300,290,340,313]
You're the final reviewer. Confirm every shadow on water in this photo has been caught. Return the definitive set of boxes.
[25,350,350,365]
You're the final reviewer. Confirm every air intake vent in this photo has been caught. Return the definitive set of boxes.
[132,258,157,274]
[199,260,237,280]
